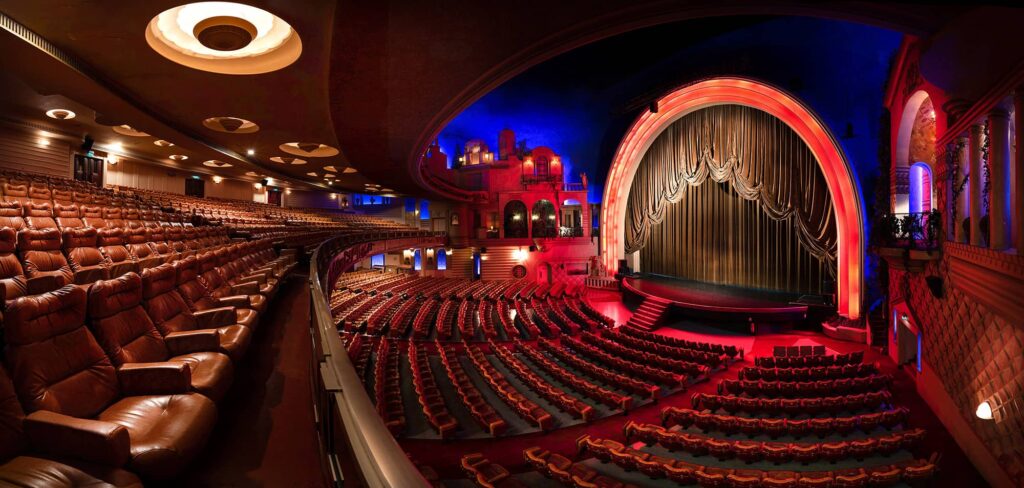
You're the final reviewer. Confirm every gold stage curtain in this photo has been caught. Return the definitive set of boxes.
[625,105,836,294]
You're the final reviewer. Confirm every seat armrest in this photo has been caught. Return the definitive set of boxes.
[217,295,252,308]
[24,411,130,467]
[239,272,267,284]
[230,281,259,295]
[194,306,237,328]
[117,361,192,395]
[165,329,220,354]
[26,275,61,295]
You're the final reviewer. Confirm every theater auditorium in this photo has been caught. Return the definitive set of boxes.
[0,2,1019,488]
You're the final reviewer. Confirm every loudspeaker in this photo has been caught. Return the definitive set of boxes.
[648,101,659,113]
[925,276,943,299]
[81,135,94,153]
[528,245,537,252]
[261,178,269,187]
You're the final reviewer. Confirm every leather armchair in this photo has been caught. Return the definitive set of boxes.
[2,285,215,480]
[2,183,29,205]
[55,203,86,230]
[0,201,27,231]
[81,205,106,228]
[62,227,111,285]
[18,228,73,291]
[174,255,260,329]
[97,228,139,278]
[125,228,161,270]
[24,202,57,230]
[0,227,28,300]
[197,252,266,312]
[51,188,73,205]
[101,207,125,229]
[87,273,234,403]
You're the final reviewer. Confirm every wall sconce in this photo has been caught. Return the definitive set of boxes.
[212,176,223,184]
[329,193,337,199]
[107,155,119,165]
[254,182,263,189]
[37,138,50,147]
[531,214,539,221]
[512,213,522,221]
[976,401,993,420]
[512,248,526,261]
[285,189,292,195]
[548,214,556,220]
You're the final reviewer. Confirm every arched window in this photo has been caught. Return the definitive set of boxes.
[503,200,528,238]
[909,162,933,213]
[531,199,556,238]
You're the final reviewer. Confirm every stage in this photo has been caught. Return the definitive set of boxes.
[622,274,822,325]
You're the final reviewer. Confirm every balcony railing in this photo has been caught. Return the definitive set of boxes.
[559,226,584,238]
[874,211,942,250]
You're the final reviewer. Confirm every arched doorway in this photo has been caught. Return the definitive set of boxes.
[532,199,557,238]
[600,77,865,319]
[909,162,933,213]
[894,90,937,214]
[503,200,528,238]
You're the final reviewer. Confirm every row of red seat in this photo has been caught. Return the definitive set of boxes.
[488,340,595,421]
[411,299,439,340]
[617,324,741,359]
[528,297,567,336]
[478,301,502,340]
[0,236,294,481]
[755,351,864,369]
[460,453,526,488]
[562,336,688,386]
[738,363,878,382]
[580,332,708,377]
[662,406,912,438]
[516,340,632,411]
[576,434,938,488]
[512,300,543,338]
[692,391,893,415]
[524,446,640,488]
[437,345,508,436]
[407,343,458,438]
[435,299,457,340]
[385,297,422,338]
[622,421,926,464]
[374,340,406,435]
[605,327,727,368]
[534,297,582,335]
[465,344,554,430]
[365,295,405,336]
[457,299,477,339]
[539,339,660,399]
[718,375,892,398]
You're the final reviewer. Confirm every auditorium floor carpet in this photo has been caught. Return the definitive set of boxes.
[164,265,327,488]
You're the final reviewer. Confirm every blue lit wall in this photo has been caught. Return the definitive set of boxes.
[437,17,902,213]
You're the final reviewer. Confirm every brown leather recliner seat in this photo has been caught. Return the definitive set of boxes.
[166,227,191,259]
[18,228,73,292]
[2,183,29,206]
[126,227,162,270]
[0,227,28,300]
[63,227,111,285]
[71,191,93,205]
[27,185,51,204]
[102,207,125,229]
[24,201,58,230]
[0,364,143,488]
[51,188,74,205]
[54,203,86,230]
[0,201,26,232]
[2,285,217,480]
[147,228,178,264]
[198,251,267,312]
[124,208,144,229]
[97,228,139,278]
[140,210,160,228]
[174,255,259,330]
[87,273,234,403]
[81,205,105,228]
[182,227,203,253]
[143,263,252,362]
[218,245,279,299]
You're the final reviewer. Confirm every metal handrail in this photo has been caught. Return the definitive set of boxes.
[309,230,444,488]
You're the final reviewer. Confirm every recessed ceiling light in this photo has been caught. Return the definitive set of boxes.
[279,142,339,157]
[146,2,302,75]
[203,160,233,168]
[270,156,306,165]
[323,165,337,173]
[154,139,174,147]
[306,172,318,177]
[202,116,259,133]
[45,109,76,120]
[169,154,189,161]
[112,125,150,137]
[245,171,258,176]
[342,167,358,174]
[246,148,255,155]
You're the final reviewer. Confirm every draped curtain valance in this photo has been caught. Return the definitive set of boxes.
[625,104,836,275]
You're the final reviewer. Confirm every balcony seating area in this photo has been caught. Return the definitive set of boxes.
[524,446,641,488]
[662,406,912,439]
[460,453,527,488]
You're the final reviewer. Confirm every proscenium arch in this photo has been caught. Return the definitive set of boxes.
[600,78,865,319]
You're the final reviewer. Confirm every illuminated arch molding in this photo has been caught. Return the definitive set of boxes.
[600,78,865,319]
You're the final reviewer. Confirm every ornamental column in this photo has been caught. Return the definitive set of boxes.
[955,135,970,243]
[969,123,984,246]
[987,108,1011,249]
[1014,89,1024,251]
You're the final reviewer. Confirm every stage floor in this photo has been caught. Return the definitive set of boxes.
[622,274,809,322]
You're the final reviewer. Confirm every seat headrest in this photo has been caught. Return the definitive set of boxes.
[0,227,16,252]
[0,201,23,217]
[101,207,121,218]
[148,229,165,241]
[126,227,147,244]
[17,228,61,251]
[81,205,102,217]
[3,184,27,196]
[4,285,87,345]
[141,263,176,299]
[173,256,198,285]
[24,202,53,217]
[197,252,217,272]
[87,272,143,319]
[62,227,98,249]
[54,203,80,217]
[96,228,124,246]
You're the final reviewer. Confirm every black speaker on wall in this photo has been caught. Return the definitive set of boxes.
[81,135,94,153]
[261,178,269,187]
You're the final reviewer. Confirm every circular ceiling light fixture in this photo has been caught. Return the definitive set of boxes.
[169,154,189,161]
[112,125,150,137]
[279,142,339,157]
[322,165,337,173]
[203,159,233,168]
[45,109,76,120]
[306,172,318,177]
[270,156,306,165]
[342,167,358,174]
[203,116,259,133]
[154,139,175,147]
[146,2,302,75]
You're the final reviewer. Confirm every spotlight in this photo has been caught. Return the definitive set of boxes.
[247,148,255,155]
[976,401,993,420]
[213,176,223,183]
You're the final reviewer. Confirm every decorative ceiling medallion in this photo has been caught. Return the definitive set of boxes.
[342,167,358,174]
[202,116,259,133]
[154,139,175,147]
[279,142,339,157]
[145,2,302,75]
[270,156,306,165]
[45,109,76,120]
[202,160,233,168]
[245,171,258,176]
[322,165,337,173]
[112,125,150,137]
[169,154,189,161]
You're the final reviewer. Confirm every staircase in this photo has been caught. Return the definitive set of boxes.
[445,248,475,279]
[867,299,889,352]
[625,296,670,331]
